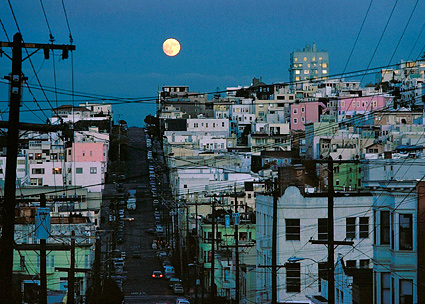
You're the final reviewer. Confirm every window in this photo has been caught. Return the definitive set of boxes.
[224,268,230,282]
[293,108,298,114]
[17,160,25,165]
[381,273,391,304]
[399,214,413,250]
[293,118,298,124]
[32,168,45,174]
[52,168,62,174]
[295,70,300,75]
[346,260,356,269]
[318,262,327,292]
[360,259,370,268]
[286,219,300,241]
[323,70,328,74]
[90,167,97,174]
[346,217,356,239]
[222,122,225,127]
[239,232,247,241]
[20,255,25,270]
[322,63,328,68]
[194,123,198,128]
[294,57,298,62]
[76,167,83,174]
[295,77,300,81]
[286,263,301,292]
[304,70,309,75]
[380,211,390,245]
[359,217,369,238]
[399,279,413,304]
[303,57,307,62]
[318,218,328,240]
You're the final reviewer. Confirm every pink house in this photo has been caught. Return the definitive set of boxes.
[290,101,327,131]
[67,142,108,162]
[337,95,390,116]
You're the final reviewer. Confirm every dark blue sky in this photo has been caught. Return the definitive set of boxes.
[0,0,424,126]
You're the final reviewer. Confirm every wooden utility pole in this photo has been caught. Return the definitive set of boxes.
[271,178,278,304]
[234,184,240,304]
[309,157,355,304]
[0,33,75,301]
[40,194,47,304]
[210,198,216,301]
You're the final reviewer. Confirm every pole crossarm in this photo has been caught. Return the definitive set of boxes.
[55,267,91,273]
[1,41,76,50]
[309,240,354,246]
[14,243,92,250]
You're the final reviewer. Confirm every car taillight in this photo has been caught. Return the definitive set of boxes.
[152,274,155,277]
[160,274,163,277]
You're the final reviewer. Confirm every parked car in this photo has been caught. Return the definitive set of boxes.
[173,283,184,294]
[175,297,190,304]
[164,266,175,279]
[169,277,181,289]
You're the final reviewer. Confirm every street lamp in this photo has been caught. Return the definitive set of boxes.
[287,256,318,264]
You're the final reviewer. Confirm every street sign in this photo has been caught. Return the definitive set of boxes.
[232,212,240,225]
[35,207,51,239]
[225,214,230,227]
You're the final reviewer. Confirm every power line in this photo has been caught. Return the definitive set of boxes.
[0,17,10,42]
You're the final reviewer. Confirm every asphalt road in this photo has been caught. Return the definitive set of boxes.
[121,127,178,303]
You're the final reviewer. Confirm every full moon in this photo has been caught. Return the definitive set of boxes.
[163,38,181,57]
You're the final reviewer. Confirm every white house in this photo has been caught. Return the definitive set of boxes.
[256,186,373,303]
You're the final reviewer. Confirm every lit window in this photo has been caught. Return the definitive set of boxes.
[319,57,322,60]
[322,63,327,68]
[303,57,307,61]
[295,77,300,81]
[304,70,309,75]
[323,70,327,74]
[295,70,300,75]
[52,168,61,174]
[301,107,305,113]
[294,57,298,62]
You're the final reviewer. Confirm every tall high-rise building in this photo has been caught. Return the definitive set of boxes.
[289,43,329,87]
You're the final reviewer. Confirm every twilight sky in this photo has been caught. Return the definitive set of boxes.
[0,0,424,126]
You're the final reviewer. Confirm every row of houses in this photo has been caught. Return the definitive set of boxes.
[2,103,114,302]
[156,58,425,303]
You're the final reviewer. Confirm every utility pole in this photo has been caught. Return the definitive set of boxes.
[327,158,335,304]
[0,33,75,301]
[210,197,216,301]
[234,184,240,304]
[309,157,355,304]
[271,178,279,304]
[69,230,76,304]
[94,233,101,304]
[40,194,47,304]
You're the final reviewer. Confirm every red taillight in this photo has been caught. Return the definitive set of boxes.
[160,274,163,277]
[152,274,155,277]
